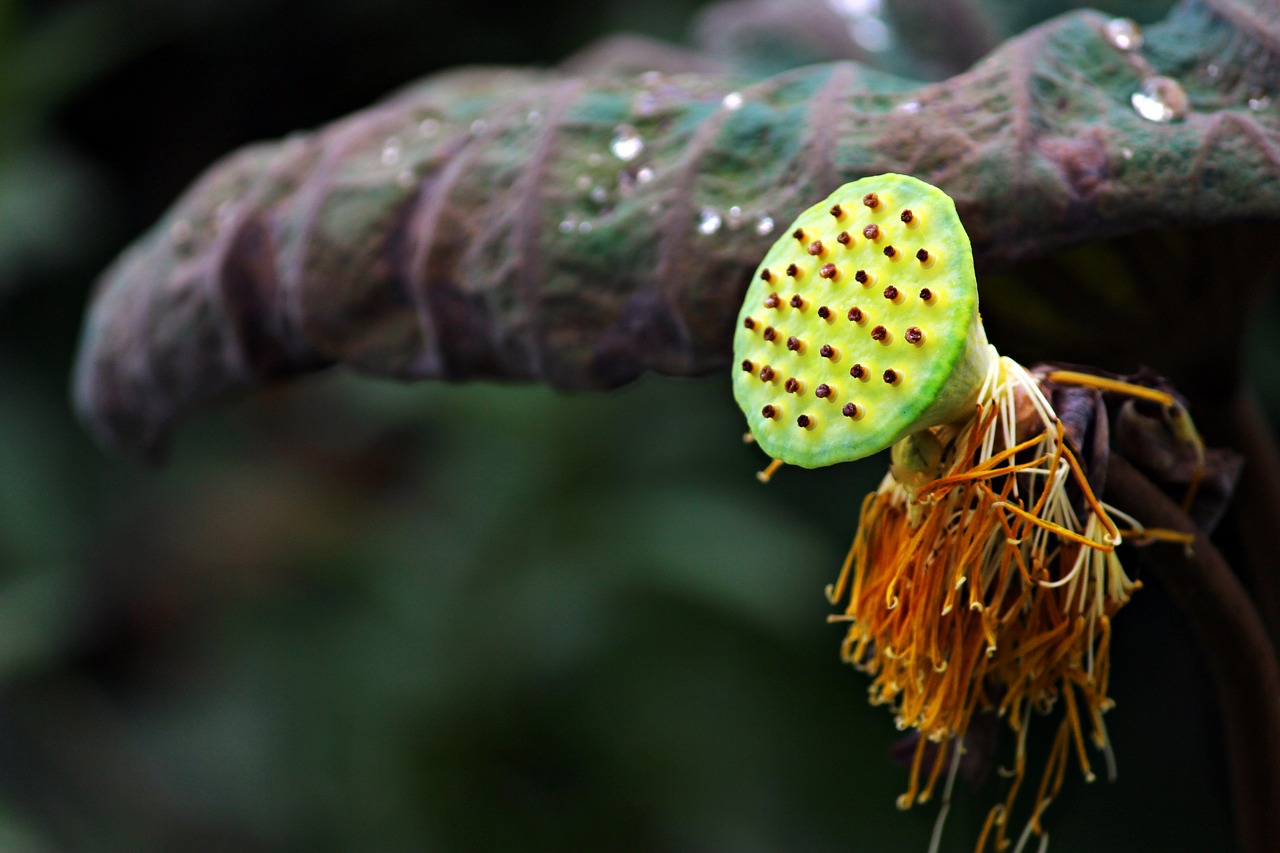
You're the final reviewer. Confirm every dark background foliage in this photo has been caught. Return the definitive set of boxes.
[0,0,1253,849]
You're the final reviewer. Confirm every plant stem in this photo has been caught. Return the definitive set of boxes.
[1106,455,1280,853]
[1228,387,1280,653]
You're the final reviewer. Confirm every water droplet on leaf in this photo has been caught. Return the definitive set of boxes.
[756,215,775,236]
[381,138,401,167]
[610,125,645,161]
[722,91,744,110]
[1105,18,1143,51]
[697,207,722,235]
[1131,76,1188,123]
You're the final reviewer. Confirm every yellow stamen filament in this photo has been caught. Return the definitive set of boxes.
[1044,370,1175,407]
[831,356,1141,852]
[756,458,784,483]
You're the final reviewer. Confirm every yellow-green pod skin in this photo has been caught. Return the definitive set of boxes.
[733,174,990,468]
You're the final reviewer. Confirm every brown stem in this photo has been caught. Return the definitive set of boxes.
[1106,455,1280,853]
[1228,388,1280,652]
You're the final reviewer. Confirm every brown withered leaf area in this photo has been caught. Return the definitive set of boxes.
[75,0,1280,456]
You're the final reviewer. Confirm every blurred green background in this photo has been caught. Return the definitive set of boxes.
[0,0,1248,850]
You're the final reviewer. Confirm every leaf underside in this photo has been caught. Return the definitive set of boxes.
[74,0,1280,456]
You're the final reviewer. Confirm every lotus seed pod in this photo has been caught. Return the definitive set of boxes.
[732,174,993,468]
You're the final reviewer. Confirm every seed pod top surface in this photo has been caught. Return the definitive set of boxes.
[733,174,987,468]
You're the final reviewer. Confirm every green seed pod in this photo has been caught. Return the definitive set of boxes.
[733,174,993,468]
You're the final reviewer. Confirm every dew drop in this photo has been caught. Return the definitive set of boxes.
[578,220,594,234]
[418,118,441,138]
[755,215,775,236]
[1250,94,1272,111]
[526,109,543,127]
[1131,76,1188,123]
[722,91,744,110]
[1206,64,1221,80]
[611,124,645,161]
[575,175,592,191]
[590,185,609,204]
[727,206,743,229]
[470,119,489,135]
[895,100,921,114]
[637,166,655,184]
[559,215,579,234]
[697,206,722,235]
[1104,18,1143,51]
[381,138,401,167]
